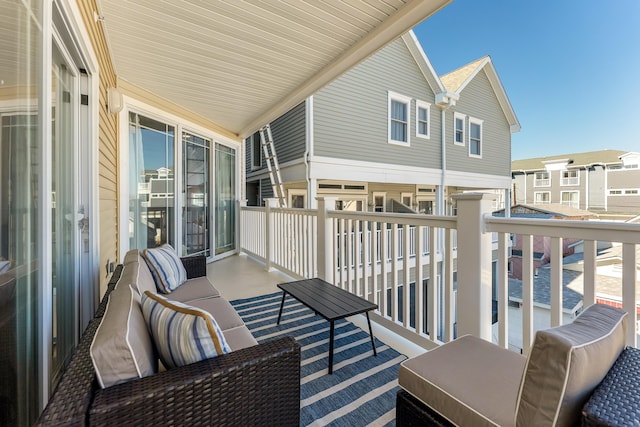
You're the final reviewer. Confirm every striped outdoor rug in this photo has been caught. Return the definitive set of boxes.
[230,292,406,427]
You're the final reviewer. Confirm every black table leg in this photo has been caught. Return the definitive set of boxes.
[277,292,287,325]
[328,320,335,374]
[366,312,377,356]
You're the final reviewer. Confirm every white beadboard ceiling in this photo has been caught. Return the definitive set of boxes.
[98,0,451,137]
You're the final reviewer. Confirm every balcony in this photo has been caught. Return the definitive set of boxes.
[238,193,640,354]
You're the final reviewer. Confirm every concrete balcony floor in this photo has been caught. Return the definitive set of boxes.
[207,253,427,358]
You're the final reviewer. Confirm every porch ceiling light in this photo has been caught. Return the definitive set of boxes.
[107,87,123,114]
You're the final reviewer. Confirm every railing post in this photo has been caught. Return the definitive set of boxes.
[316,196,336,282]
[265,198,279,271]
[237,199,246,255]
[453,193,495,341]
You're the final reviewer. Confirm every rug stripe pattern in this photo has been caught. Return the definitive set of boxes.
[231,292,406,427]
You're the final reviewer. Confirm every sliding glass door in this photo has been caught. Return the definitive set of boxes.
[183,133,210,257]
[128,113,175,250]
[215,143,236,255]
[127,112,237,259]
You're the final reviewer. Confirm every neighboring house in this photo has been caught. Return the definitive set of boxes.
[245,31,521,214]
[512,150,640,217]
[493,204,592,280]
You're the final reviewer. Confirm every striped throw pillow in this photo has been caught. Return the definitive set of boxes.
[142,244,187,293]
[141,291,231,369]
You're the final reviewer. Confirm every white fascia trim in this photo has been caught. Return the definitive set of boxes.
[402,31,446,94]
[444,169,512,189]
[309,156,442,185]
[415,100,431,140]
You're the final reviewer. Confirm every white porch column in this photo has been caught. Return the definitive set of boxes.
[264,198,279,271]
[453,192,495,341]
[316,196,336,281]
[237,199,247,255]
[308,178,318,209]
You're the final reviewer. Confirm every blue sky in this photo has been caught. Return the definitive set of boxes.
[413,1,640,160]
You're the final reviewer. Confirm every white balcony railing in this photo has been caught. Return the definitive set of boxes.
[239,195,640,354]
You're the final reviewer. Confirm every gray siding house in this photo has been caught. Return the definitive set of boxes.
[245,31,520,213]
[512,150,640,216]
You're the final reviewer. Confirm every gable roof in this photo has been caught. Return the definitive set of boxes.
[401,31,446,94]
[494,203,593,218]
[512,149,627,171]
[98,0,452,138]
[440,56,520,133]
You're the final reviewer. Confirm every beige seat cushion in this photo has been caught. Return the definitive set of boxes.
[189,296,246,331]
[515,303,627,427]
[90,284,156,388]
[399,335,526,427]
[223,325,259,351]
[168,276,220,303]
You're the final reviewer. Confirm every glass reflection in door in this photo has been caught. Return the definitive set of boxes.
[215,144,236,255]
[51,42,78,387]
[182,133,210,257]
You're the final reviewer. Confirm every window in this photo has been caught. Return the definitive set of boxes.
[469,117,483,157]
[454,112,465,145]
[561,191,579,208]
[373,192,386,212]
[418,200,433,214]
[416,100,430,139]
[534,171,550,187]
[534,191,550,204]
[251,132,261,169]
[183,132,211,257]
[288,189,306,208]
[401,192,413,209]
[561,170,579,186]
[388,92,411,145]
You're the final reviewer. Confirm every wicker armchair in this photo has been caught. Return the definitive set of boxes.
[37,257,301,426]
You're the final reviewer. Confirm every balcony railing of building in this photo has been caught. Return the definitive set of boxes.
[239,194,640,353]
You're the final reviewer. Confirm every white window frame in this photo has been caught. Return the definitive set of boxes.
[401,192,414,209]
[415,100,430,139]
[534,171,551,187]
[561,169,579,186]
[288,189,307,208]
[372,192,386,212]
[250,133,262,170]
[560,190,580,208]
[388,91,411,146]
[534,191,551,204]
[468,117,483,158]
[453,112,466,146]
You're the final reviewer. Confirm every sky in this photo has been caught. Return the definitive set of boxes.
[413,0,640,160]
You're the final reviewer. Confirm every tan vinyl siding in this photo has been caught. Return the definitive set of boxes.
[78,0,118,296]
[313,39,441,169]
[446,69,511,177]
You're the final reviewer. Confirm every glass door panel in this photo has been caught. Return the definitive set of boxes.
[129,113,175,249]
[50,42,77,386]
[215,144,236,255]
[183,133,210,257]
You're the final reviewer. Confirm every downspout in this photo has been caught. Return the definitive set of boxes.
[304,97,313,208]
[584,166,589,210]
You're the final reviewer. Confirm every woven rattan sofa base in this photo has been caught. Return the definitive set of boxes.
[36,257,301,426]
[396,389,455,427]
[582,347,640,427]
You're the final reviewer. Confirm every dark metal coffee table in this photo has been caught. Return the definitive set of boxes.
[277,278,378,374]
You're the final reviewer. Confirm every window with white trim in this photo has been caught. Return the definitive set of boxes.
[561,170,579,186]
[561,191,579,208]
[534,171,550,187]
[454,112,465,145]
[288,189,306,208]
[388,92,411,146]
[534,191,550,204]
[372,192,386,212]
[469,117,483,157]
[401,192,413,209]
[415,100,430,139]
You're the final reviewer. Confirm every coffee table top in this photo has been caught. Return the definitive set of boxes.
[277,278,378,322]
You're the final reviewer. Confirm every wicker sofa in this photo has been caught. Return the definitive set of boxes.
[37,250,301,426]
[396,303,630,427]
